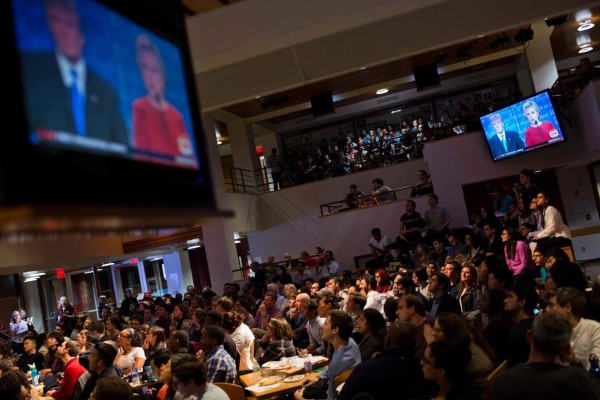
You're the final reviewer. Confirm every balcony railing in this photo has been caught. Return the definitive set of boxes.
[319,183,423,216]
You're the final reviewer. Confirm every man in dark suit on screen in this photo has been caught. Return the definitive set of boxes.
[487,113,524,160]
[21,0,128,145]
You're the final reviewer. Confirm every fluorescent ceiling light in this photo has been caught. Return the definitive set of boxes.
[101,262,114,267]
[24,277,38,283]
[579,45,593,53]
[578,22,595,31]
[187,244,201,250]
[150,257,163,262]
[376,88,389,95]
[235,240,241,244]
[390,109,402,114]
[84,270,94,274]
[29,272,46,277]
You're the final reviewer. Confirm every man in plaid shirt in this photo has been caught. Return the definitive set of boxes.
[200,326,236,383]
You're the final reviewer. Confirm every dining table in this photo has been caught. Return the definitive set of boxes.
[240,356,329,400]
[240,370,321,400]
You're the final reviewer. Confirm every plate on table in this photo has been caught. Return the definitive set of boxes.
[262,361,287,369]
[284,374,305,383]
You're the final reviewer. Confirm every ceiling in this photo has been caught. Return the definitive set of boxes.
[214,7,600,128]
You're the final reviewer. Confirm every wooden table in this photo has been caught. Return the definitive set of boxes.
[240,371,321,400]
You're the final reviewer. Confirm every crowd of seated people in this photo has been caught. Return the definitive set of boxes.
[274,106,489,189]
[1,166,598,400]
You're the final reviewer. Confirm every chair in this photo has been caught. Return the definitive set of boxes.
[333,368,353,389]
[213,382,247,400]
[485,360,507,399]
[561,246,575,262]
[334,368,353,399]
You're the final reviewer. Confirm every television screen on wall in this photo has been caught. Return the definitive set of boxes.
[1,0,215,209]
[480,90,566,162]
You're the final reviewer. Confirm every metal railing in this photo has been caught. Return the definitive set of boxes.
[230,253,325,282]
[222,165,256,193]
[319,183,423,216]
[222,124,483,195]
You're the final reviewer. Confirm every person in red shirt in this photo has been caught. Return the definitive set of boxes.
[46,340,87,400]
[132,34,197,169]
[522,100,559,148]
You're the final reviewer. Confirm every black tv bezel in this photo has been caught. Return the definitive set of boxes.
[0,0,216,209]
[480,89,567,163]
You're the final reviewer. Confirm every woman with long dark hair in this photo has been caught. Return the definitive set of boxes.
[425,312,494,384]
[501,227,535,280]
[169,304,193,336]
[357,308,386,361]
[421,338,472,400]
[458,265,479,316]
[531,191,572,253]
[480,289,513,363]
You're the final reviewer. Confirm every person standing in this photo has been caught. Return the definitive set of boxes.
[267,148,283,190]
[9,311,28,355]
[424,194,451,235]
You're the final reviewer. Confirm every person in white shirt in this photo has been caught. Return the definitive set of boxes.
[222,311,255,372]
[531,191,571,253]
[369,228,391,258]
[318,251,339,278]
[546,287,600,370]
[360,276,384,315]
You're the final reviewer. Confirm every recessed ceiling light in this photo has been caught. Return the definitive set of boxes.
[477,35,485,38]
[360,67,367,70]
[578,22,595,31]
[376,88,389,95]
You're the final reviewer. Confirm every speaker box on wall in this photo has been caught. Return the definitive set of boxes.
[310,92,335,117]
[413,64,440,91]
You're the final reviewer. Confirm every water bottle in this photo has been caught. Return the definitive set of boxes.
[304,359,313,374]
[144,366,155,382]
[252,359,261,382]
[131,368,140,386]
[30,365,39,386]
[589,354,600,382]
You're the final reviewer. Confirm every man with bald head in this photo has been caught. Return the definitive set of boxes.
[338,321,433,400]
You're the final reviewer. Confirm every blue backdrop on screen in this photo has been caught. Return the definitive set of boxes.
[481,91,564,161]
[12,0,200,170]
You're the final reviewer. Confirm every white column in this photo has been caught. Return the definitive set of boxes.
[526,21,558,92]
[163,252,186,295]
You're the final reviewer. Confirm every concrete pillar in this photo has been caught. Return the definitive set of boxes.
[199,113,240,290]
[516,54,535,97]
[525,21,558,92]
[202,220,240,292]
